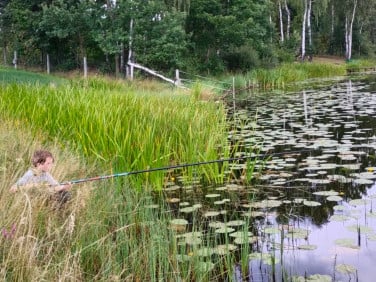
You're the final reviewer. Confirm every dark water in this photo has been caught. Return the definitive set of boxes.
[164,74,376,281]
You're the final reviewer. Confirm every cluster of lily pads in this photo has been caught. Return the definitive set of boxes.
[164,78,376,280]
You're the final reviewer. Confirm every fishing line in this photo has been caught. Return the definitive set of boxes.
[60,148,315,185]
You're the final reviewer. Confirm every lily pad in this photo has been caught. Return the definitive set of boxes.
[301,274,331,281]
[297,244,317,250]
[233,236,258,244]
[346,224,374,234]
[348,199,370,206]
[176,254,191,262]
[334,238,359,249]
[170,219,189,225]
[215,227,235,234]
[180,206,199,213]
[195,247,215,257]
[204,211,220,217]
[195,261,215,272]
[225,220,246,227]
[263,227,280,234]
[214,244,238,255]
[353,178,374,185]
[208,221,226,229]
[303,200,321,207]
[242,211,265,218]
[205,193,221,198]
[326,195,343,202]
[329,215,352,222]
[335,263,357,274]
[313,190,339,196]
[333,205,346,211]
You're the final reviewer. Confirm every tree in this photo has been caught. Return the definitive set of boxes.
[1,0,48,66]
[0,0,11,64]
[39,0,94,69]
[344,0,358,60]
[186,0,273,72]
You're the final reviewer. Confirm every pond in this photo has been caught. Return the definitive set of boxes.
[163,73,376,281]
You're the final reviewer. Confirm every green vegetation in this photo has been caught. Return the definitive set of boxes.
[1,0,376,75]
[219,62,348,91]
[0,66,67,86]
[0,120,243,281]
[346,58,376,71]
[0,68,240,280]
[0,75,230,189]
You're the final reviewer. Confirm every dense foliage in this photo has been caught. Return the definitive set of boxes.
[0,0,375,76]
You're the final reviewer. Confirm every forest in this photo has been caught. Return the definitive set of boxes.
[0,0,375,77]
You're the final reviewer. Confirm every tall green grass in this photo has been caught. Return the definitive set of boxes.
[0,77,230,189]
[346,58,376,70]
[0,66,67,86]
[220,62,347,91]
[0,120,242,281]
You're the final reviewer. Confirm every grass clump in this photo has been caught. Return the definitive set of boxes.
[219,62,347,91]
[0,75,230,189]
[0,66,67,86]
[0,119,239,281]
[346,58,376,70]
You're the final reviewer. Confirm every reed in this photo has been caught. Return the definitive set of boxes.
[0,78,229,189]
[229,62,348,90]
[0,71,254,281]
[0,120,243,281]
[0,66,66,86]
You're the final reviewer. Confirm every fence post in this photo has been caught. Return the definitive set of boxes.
[175,69,181,86]
[130,64,134,80]
[12,51,17,69]
[232,77,236,115]
[46,54,50,74]
[83,56,88,79]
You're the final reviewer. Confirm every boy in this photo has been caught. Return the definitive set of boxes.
[10,150,72,204]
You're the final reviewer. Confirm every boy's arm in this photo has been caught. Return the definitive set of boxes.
[9,182,38,193]
[45,172,72,192]
[49,183,72,193]
[9,170,34,193]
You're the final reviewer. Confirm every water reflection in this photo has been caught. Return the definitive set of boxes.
[163,74,376,281]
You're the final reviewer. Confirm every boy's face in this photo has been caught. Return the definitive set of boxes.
[38,157,54,172]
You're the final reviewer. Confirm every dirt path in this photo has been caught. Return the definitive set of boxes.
[312,55,346,65]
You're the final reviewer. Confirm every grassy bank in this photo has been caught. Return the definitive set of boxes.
[1,120,244,281]
[218,61,348,91]
[0,75,230,189]
[0,68,243,281]
[0,66,67,86]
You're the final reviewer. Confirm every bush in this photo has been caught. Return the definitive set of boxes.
[223,45,260,72]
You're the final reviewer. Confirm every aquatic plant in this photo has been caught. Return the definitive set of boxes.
[0,79,229,189]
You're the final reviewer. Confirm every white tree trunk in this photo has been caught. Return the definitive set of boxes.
[46,54,50,74]
[12,51,17,69]
[301,0,308,60]
[278,0,284,43]
[126,18,134,79]
[345,0,358,60]
[284,0,291,40]
[345,17,349,59]
[307,0,312,48]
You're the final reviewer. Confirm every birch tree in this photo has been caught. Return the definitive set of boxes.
[284,0,291,40]
[301,0,308,60]
[278,0,284,43]
[307,0,312,49]
[344,0,358,60]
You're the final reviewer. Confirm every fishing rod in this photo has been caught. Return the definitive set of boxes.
[60,149,315,185]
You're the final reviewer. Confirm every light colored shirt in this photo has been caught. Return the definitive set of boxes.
[16,168,59,187]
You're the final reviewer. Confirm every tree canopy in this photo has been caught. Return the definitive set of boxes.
[1,0,375,76]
